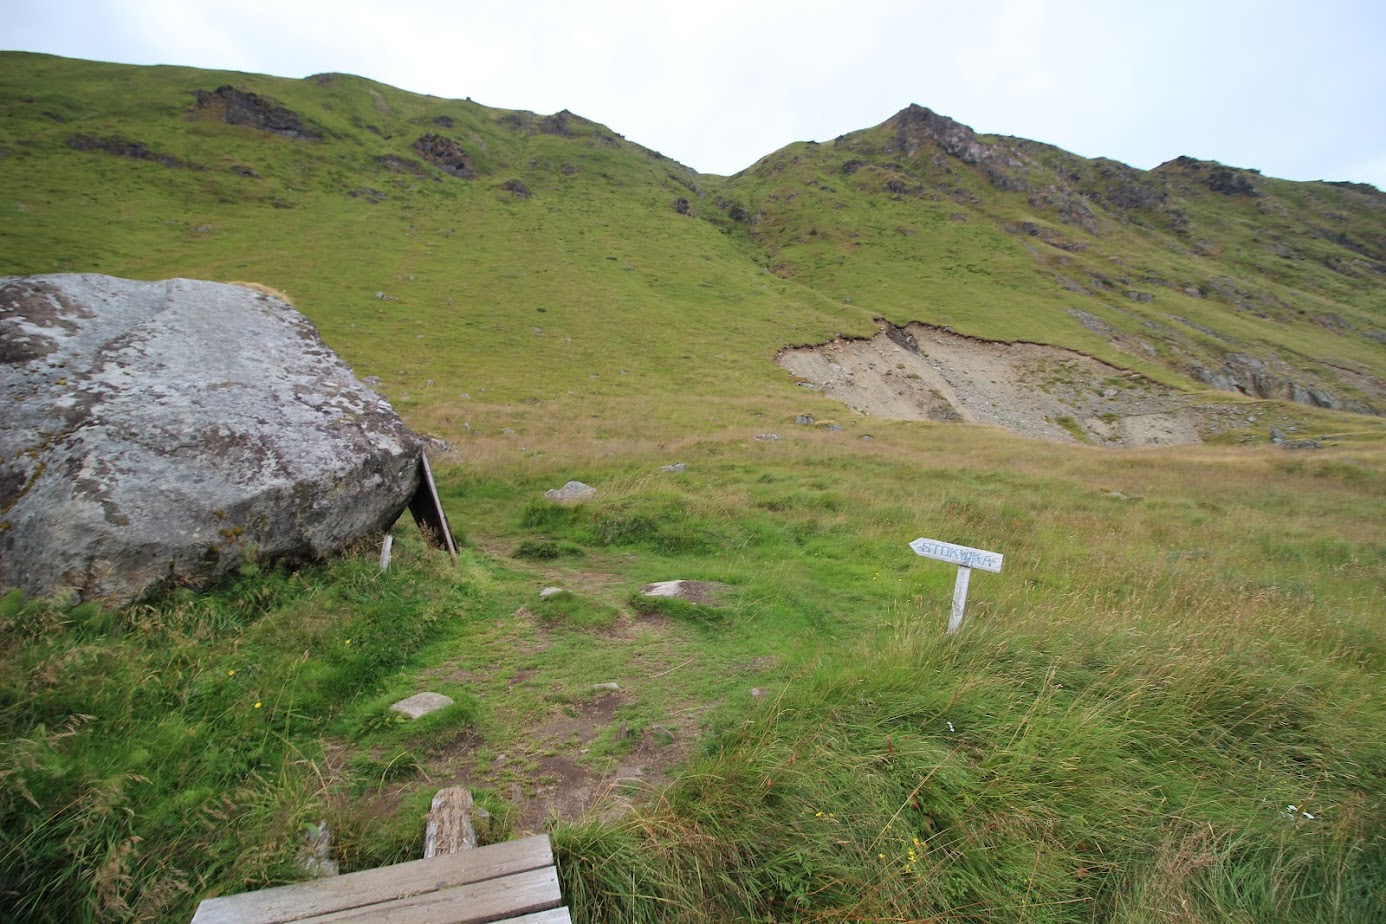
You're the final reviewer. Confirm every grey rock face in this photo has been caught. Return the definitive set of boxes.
[888,104,995,165]
[1189,352,1355,412]
[192,85,320,141]
[1,274,421,606]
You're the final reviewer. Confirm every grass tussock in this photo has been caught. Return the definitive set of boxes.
[556,615,1386,922]
[0,534,489,922]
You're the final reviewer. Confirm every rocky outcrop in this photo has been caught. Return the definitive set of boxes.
[193,86,319,141]
[1089,158,1169,211]
[66,134,200,169]
[885,104,1033,195]
[412,134,476,178]
[1158,156,1260,197]
[538,110,575,136]
[1186,350,1385,414]
[887,104,996,165]
[0,274,421,606]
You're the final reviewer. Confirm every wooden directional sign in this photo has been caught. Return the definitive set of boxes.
[908,538,1003,573]
[909,537,1004,633]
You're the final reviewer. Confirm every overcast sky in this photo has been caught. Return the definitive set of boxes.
[5,0,1384,189]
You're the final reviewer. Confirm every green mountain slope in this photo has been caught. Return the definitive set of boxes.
[0,52,860,424]
[722,104,1386,412]
[2,53,1383,442]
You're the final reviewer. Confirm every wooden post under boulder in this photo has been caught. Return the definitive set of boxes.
[408,450,458,561]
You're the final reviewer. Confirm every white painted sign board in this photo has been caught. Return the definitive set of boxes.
[908,538,1003,573]
[909,537,1004,633]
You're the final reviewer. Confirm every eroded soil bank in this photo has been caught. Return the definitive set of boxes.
[778,323,1203,447]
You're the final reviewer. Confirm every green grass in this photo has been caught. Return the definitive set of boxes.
[533,591,621,631]
[555,616,1385,921]
[4,429,1386,922]
[0,533,501,922]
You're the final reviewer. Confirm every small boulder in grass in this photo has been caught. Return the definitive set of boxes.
[544,480,597,503]
[390,692,454,719]
[640,580,734,606]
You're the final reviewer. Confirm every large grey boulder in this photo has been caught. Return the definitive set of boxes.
[1,273,422,606]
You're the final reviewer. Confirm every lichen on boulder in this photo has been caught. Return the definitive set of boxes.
[0,273,422,606]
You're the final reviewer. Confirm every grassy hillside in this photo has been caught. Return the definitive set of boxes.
[0,52,871,425]
[720,107,1386,410]
[2,53,1385,923]
[3,53,1384,434]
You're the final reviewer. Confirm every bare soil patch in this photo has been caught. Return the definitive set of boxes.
[409,543,702,836]
[778,322,1203,447]
[426,684,693,835]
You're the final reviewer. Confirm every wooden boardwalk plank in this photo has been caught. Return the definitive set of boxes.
[192,836,554,924]
[496,909,572,924]
[299,866,560,924]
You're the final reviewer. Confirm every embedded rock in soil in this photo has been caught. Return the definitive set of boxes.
[544,481,596,503]
[641,580,733,605]
[0,273,421,606]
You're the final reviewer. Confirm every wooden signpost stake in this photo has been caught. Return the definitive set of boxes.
[908,537,1004,634]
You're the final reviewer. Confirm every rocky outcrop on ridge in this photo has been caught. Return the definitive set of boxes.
[193,85,320,140]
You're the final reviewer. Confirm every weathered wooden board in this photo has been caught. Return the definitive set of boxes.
[497,910,572,924]
[409,450,458,561]
[298,866,560,924]
[425,786,479,857]
[191,835,554,924]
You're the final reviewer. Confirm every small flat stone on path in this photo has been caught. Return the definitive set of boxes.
[390,691,454,719]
